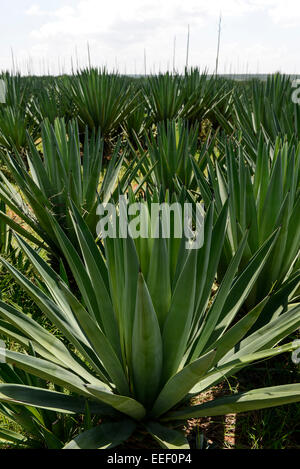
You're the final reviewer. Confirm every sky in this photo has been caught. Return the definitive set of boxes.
[0,0,299,75]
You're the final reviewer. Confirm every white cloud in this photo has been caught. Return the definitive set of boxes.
[267,0,300,27]
[26,3,75,18]
[29,1,201,40]
[28,0,253,39]
[6,0,300,74]
[27,0,300,48]
[26,4,47,16]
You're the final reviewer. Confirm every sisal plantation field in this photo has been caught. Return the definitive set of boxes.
[0,68,299,449]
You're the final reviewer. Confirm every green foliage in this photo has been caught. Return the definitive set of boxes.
[130,119,216,195]
[143,73,184,125]
[0,73,37,153]
[31,77,75,126]
[0,118,126,260]
[143,69,232,129]
[0,361,84,449]
[0,200,299,449]
[0,202,12,255]
[198,136,300,309]
[67,68,138,140]
[0,71,299,449]
[233,74,300,148]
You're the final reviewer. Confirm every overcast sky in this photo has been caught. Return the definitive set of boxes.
[0,0,299,75]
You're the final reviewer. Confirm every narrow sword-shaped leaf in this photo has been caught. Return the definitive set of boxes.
[86,385,146,420]
[0,349,91,397]
[164,384,300,421]
[162,249,197,381]
[145,422,190,449]
[64,421,136,450]
[151,349,216,418]
[0,384,115,415]
[132,273,163,407]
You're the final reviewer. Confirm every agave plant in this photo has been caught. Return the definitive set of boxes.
[66,68,138,141]
[143,73,184,125]
[0,73,36,154]
[193,136,300,310]
[0,202,12,255]
[31,77,75,127]
[122,90,147,144]
[0,361,85,449]
[0,118,126,263]
[0,195,299,449]
[232,74,300,147]
[0,107,36,154]
[143,70,231,130]
[130,120,216,195]
[206,77,236,131]
[0,73,32,110]
[180,69,233,130]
